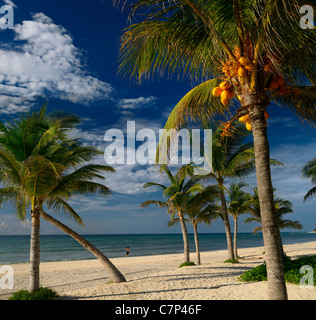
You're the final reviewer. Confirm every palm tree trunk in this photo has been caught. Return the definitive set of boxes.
[178,211,190,262]
[218,183,235,260]
[193,224,200,265]
[40,210,126,283]
[234,217,238,259]
[29,209,40,292]
[249,104,288,300]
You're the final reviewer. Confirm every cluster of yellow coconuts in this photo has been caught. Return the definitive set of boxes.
[238,111,270,131]
[212,81,234,106]
[212,54,274,132]
[212,56,254,106]
[237,56,253,76]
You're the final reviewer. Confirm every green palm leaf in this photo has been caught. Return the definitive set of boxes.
[46,197,85,227]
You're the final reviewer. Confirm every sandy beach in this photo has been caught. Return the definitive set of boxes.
[1,241,316,300]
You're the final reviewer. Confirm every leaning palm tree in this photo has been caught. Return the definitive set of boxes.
[302,158,316,201]
[245,187,302,234]
[118,0,316,299]
[140,165,202,262]
[0,107,126,291]
[226,182,252,258]
[169,184,221,264]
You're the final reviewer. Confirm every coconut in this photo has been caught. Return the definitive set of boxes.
[212,86,222,97]
[239,114,249,123]
[220,90,230,101]
[239,57,250,66]
[219,81,230,90]
[269,80,279,90]
[238,66,247,77]
[220,97,230,106]
[246,122,252,131]
[264,111,270,120]
[228,89,235,99]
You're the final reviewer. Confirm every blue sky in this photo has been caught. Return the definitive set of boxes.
[0,0,315,235]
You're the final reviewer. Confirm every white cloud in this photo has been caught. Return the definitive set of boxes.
[2,0,17,8]
[118,96,157,110]
[0,12,113,114]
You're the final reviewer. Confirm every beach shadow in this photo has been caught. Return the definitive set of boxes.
[58,286,211,300]
[48,276,110,289]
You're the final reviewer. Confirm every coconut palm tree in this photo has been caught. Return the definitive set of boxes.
[168,184,221,264]
[0,107,126,291]
[226,182,252,259]
[118,0,316,299]
[140,165,203,262]
[244,187,302,234]
[302,158,316,201]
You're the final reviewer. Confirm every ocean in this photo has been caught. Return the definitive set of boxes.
[0,232,316,264]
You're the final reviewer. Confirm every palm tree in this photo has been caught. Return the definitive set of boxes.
[244,188,302,234]
[204,124,256,261]
[0,107,126,291]
[194,123,281,261]
[140,165,202,262]
[302,158,316,201]
[118,0,316,299]
[226,182,252,259]
[168,184,221,264]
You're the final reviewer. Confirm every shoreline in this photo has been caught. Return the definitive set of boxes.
[1,241,316,300]
[2,231,316,265]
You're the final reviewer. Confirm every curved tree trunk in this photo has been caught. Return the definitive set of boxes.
[29,210,40,292]
[249,104,288,300]
[193,224,200,265]
[178,211,190,262]
[234,217,238,259]
[40,210,126,283]
[218,184,235,260]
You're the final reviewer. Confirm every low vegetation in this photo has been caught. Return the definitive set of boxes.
[239,255,316,286]
[179,261,195,268]
[8,287,59,300]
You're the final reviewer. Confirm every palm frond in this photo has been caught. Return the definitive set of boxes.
[302,158,316,180]
[273,86,316,126]
[140,200,168,209]
[0,187,17,206]
[50,181,111,199]
[304,186,316,202]
[46,197,85,227]
[143,182,167,190]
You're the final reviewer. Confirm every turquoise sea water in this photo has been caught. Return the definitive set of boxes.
[0,232,316,264]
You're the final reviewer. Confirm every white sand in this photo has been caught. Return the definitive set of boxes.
[1,241,316,300]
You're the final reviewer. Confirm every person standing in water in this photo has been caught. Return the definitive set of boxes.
[126,246,130,257]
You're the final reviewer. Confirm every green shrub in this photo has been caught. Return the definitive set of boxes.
[239,255,316,286]
[239,262,267,282]
[8,287,59,300]
[179,261,195,268]
[224,259,240,264]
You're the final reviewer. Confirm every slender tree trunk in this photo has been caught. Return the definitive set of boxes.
[218,183,235,260]
[234,217,238,259]
[29,209,40,292]
[193,224,200,265]
[249,104,288,300]
[40,210,126,283]
[178,211,190,262]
